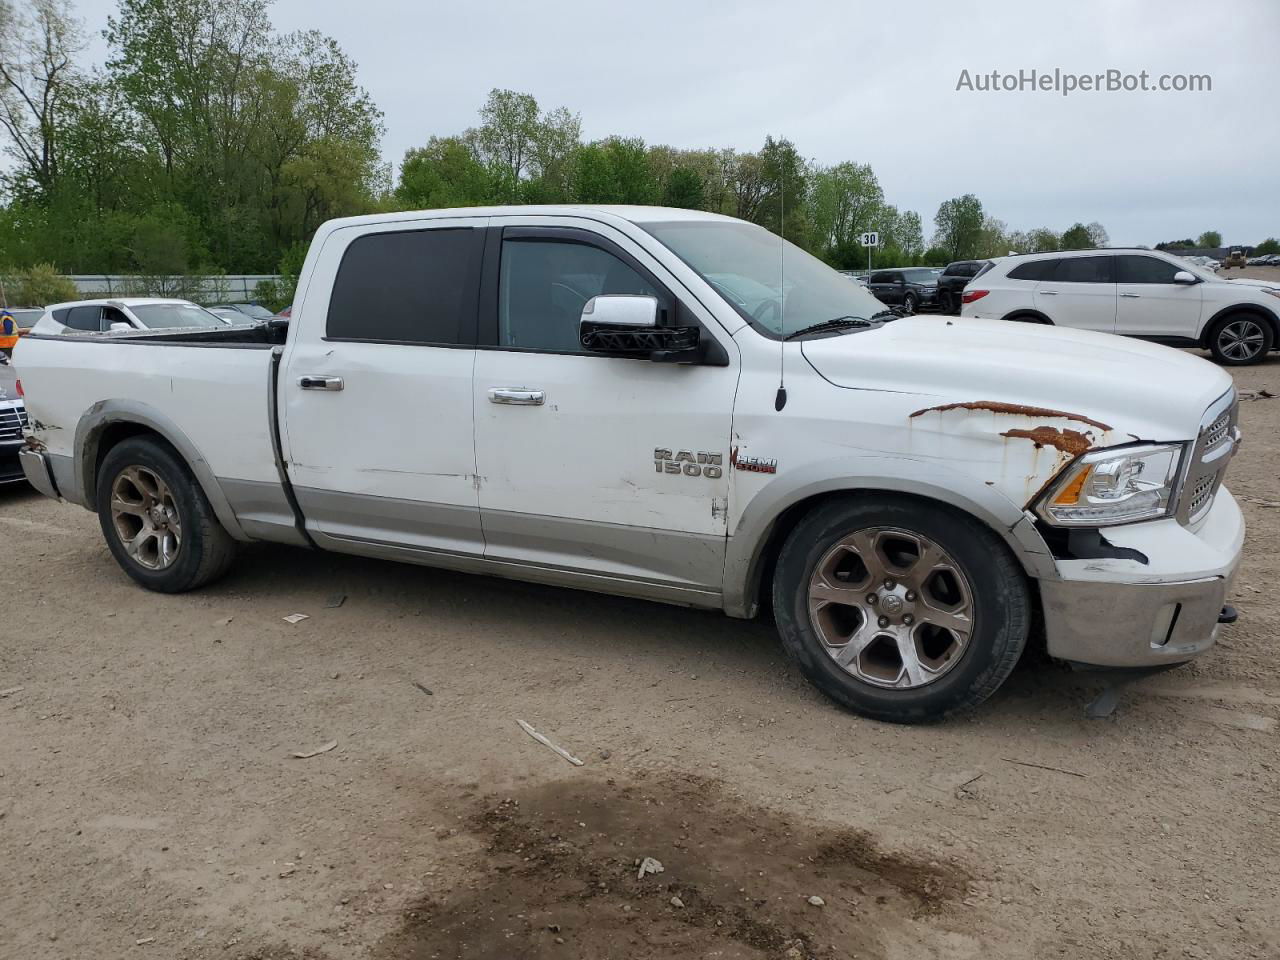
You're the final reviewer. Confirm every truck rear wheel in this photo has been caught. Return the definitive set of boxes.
[96,436,236,592]
[773,496,1030,723]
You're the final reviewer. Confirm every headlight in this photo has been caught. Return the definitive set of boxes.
[1035,443,1185,526]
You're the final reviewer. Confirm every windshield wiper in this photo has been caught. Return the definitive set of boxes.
[783,316,874,341]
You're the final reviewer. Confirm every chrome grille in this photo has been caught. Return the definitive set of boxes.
[1177,390,1239,525]
[0,402,28,442]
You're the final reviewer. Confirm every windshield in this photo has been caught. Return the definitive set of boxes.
[129,303,226,330]
[902,268,941,284]
[234,304,274,320]
[642,220,891,339]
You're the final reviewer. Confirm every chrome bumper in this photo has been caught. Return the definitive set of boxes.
[1039,488,1244,668]
[19,447,60,500]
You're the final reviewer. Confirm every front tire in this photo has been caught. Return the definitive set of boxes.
[772,497,1031,723]
[96,436,236,592]
[1208,313,1272,365]
[901,293,917,315]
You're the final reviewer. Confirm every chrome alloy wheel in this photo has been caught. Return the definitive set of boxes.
[109,465,182,570]
[1218,318,1266,362]
[807,527,974,689]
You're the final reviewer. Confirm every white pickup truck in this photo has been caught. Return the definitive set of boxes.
[15,206,1244,722]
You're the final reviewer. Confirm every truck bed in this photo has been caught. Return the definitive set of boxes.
[14,328,285,513]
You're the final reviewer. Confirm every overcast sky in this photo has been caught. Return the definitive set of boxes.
[66,0,1280,247]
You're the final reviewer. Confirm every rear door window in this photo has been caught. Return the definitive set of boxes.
[1053,256,1113,283]
[327,227,485,344]
[868,272,893,285]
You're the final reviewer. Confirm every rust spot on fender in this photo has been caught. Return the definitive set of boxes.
[909,400,1112,432]
[1000,427,1093,457]
[24,435,47,453]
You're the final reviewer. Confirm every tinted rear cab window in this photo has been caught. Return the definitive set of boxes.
[327,227,484,344]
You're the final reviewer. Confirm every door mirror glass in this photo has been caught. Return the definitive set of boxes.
[1172,270,1198,285]
[581,294,659,328]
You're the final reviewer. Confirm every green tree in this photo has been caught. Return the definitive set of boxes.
[572,137,658,205]
[8,261,78,304]
[809,161,882,262]
[932,194,985,261]
[0,0,83,196]
[396,136,494,208]
[1026,227,1061,253]
[663,166,704,209]
[1256,237,1280,255]
[1060,222,1092,249]
[1197,230,1222,248]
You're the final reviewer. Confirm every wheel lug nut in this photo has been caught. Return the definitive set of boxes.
[905,591,916,602]
[903,614,914,625]
[866,594,877,605]
[884,579,896,590]
[877,616,889,628]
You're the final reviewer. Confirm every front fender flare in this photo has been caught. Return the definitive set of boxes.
[721,455,1058,619]
[74,399,249,541]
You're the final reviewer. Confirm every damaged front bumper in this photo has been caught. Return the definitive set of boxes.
[1039,486,1244,668]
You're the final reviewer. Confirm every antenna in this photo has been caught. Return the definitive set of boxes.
[774,168,787,412]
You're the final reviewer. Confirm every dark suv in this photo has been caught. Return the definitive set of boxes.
[936,260,993,314]
[865,268,942,314]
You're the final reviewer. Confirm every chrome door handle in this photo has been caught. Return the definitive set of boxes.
[298,375,344,391]
[489,388,545,406]
[1039,290,1058,295]
[1120,293,1140,298]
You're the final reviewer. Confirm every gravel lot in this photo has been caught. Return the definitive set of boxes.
[3,314,1279,959]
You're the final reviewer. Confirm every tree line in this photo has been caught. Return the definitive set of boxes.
[9,0,1270,310]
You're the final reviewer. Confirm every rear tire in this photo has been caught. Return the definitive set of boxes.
[1207,313,1272,366]
[96,436,236,592]
[772,497,1030,723]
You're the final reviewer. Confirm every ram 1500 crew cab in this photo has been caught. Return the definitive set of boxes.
[15,206,1244,723]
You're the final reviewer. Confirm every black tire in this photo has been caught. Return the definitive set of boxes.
[901,293,917,315]
[1207,313,1273,366]
[772,496,1031,723]
[96,436,236,592]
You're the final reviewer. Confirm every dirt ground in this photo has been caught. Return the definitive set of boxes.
[3,327,1280,959]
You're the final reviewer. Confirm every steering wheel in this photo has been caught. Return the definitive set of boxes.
[752,298,781,327]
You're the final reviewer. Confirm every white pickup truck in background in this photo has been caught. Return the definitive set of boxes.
[14,206,1244,722]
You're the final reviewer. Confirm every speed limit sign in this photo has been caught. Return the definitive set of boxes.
[860,231,880,247]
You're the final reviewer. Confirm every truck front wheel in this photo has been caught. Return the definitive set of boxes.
[96,436,236,592]
[773,497,1030,723]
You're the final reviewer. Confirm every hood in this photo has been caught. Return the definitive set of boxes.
[801,315,1233,445]
[1216,276,1280,291]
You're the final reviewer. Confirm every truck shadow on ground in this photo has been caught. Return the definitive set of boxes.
[218,537,1101,727]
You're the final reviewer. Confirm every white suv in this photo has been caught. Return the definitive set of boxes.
[961,249,1280,365]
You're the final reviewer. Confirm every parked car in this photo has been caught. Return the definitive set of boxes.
[1223,248,1248,269]
[30,298,235,336]
[866,268,942,314]
[16,206,1243,723]
[961,248,1280,365]
[0,352,28,485]
[276,304,292,319]
[209,302,275,322]
[936,260,993,314]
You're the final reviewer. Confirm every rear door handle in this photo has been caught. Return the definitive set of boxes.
[298,375,344,391]
[1039,290,1058,296]
[1120,293,1140,298]
[489,388,545,406]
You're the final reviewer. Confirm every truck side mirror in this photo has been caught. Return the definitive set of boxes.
[579,295,701,363]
